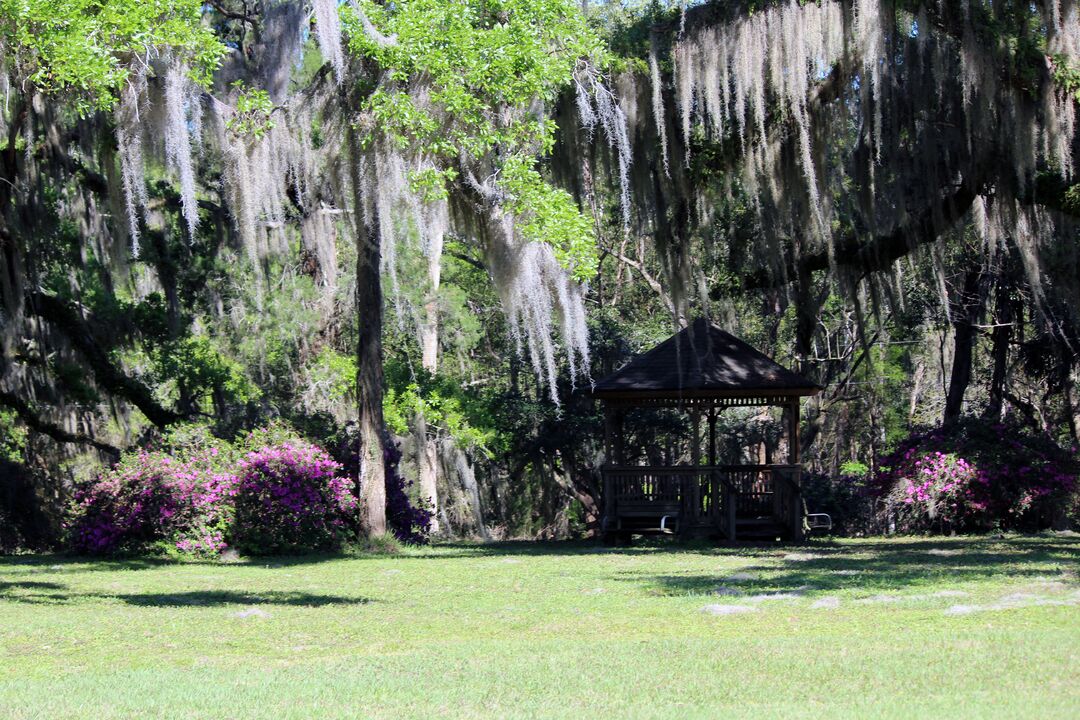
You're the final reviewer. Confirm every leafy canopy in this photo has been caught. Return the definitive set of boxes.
[0,0,224,114]
[343,0,606,280]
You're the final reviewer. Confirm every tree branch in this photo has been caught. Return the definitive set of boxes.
[601,244,677,316]
[717,177,983,296]
[0,390,120,457]
[27,293,181,428]
[205,0,258,24]
[443,248,487,273]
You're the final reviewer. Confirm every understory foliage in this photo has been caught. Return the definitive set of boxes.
[799,469,875,536]
[873,420,1079,533]
[0,500,27,554]
[332,424,435,545]
[383,436,434,545]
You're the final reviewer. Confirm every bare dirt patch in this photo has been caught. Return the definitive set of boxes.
[701,604,758,616]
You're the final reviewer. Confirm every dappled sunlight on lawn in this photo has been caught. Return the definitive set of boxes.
[1,534,1078,719]
[614,535,1080,615]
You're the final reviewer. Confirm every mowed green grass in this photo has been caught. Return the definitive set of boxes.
[1,535,1078,719]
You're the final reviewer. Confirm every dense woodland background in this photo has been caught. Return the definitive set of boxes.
[1,0,1079,550]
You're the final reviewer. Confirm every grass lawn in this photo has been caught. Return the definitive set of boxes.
[1,534,1078,719]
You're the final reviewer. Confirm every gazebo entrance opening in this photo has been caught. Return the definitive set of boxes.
[593,319,821,541]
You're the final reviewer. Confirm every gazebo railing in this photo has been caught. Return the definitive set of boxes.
[602,464,802,539]
[603,465,714,523]
[723,465,774,517]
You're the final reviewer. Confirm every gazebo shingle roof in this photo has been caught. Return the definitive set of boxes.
[593,318,820,398]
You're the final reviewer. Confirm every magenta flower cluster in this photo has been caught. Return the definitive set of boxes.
[66,438,358,556]
[231,443,358,554]
[893,451,983,528]
[873,419,1078,532]
[66,451,235,555]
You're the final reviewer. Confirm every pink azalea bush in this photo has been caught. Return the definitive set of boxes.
[231,442,358,554]
[66,425,360,556]
[66,450,234,555]
[873,419,1079,532]
[886,451,983,531]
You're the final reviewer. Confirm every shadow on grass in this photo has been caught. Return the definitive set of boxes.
[218,540,742,567]
[0,580,65,593]
[0,555,187,573]
[0,582,373,607]
[621,536,1080,597]
[3,534,1078,576]
[115,590,372,608]
[0,541,651,571]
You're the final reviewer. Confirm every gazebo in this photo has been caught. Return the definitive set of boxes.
[593,318,821,541]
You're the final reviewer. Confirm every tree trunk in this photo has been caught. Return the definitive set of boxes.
[944,269,983,424]
[944,322,975,423]
[415,411,440,533]
[416,238,442,533]
[1063,373,1080,448]
[1068,367,1080,449]
[909,360,925,423]
[984,285,1013,420]
[351,135,387,537]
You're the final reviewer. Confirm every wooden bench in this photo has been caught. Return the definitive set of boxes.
[614,499,681,533]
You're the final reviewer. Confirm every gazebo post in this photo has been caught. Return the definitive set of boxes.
[786,396,804,541]
[707,408,717,467]
[707,407,718,526]
[614,409,626,465]
[603,406,614,464]
[690,409,701,466]
[688,408,702,531]
[787,397,800,464]
[602,404,615,534]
